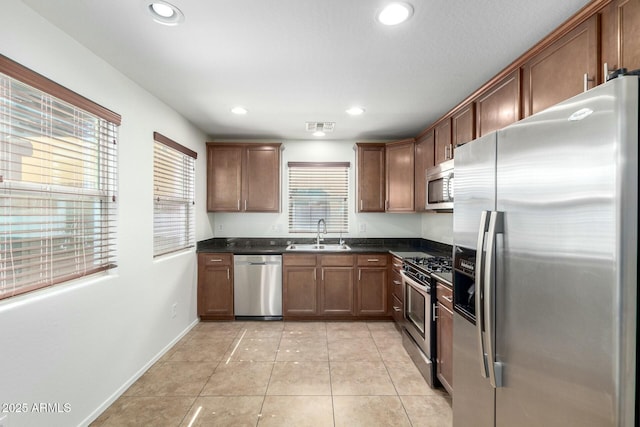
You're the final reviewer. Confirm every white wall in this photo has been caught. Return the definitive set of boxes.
[0,3,212,426]
[422,212,453,245]
[212,140,423,238]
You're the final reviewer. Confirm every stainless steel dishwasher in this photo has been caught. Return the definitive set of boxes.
[233,255,282,320]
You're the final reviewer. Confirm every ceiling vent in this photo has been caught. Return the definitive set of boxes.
[305,122,335,133]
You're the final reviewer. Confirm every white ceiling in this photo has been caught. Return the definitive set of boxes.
[22,0,591,141]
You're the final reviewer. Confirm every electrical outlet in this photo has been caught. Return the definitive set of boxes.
[171,303,177,318]
[359,223,367,232]
[216,224,224,232]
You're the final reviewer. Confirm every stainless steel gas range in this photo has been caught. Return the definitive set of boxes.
[400,254,452,387]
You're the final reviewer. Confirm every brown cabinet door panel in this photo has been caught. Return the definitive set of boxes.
[414,131,434,212]
[385,139,415,212]
[197,253,233,318]
[602,0,640,77]
[320,268,354,315]
[207,145,242,211]
[436,303,454,394]
[523,16,599,117]
[452,102,475,147]
[434,119,452,165]
[356,143,386,212]
[244,145,280,212]
[283,267,318,316]
[356,268,388,315]
[476,70,521,137]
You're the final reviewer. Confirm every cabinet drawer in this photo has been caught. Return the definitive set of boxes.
[320,254,355,267]
[283,254,317,267]
[199,253,232,266]
[391,271,403,302]
[391,256,403,271]
[357,254,388,267]
[391,294,403,324]
[436,282,453,311]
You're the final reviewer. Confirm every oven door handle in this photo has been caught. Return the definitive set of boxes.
[400,270,430,296]
[476,210,490,379]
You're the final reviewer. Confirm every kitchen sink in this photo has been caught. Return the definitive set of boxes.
[285,243,351,251]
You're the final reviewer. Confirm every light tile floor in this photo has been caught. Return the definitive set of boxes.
[91,321,452,427]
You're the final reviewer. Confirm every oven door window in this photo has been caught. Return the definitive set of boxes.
[406,285,426,337]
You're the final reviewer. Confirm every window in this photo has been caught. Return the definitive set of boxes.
[288,162,349,233]
[0,55,120,300]
[153,132,196,257]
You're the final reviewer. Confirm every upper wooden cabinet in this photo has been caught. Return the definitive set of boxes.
[475,70,521,137]
[207,143,281,212]
[601,0,640,77]
[414,130,435,212]
[451,102,475,148]
[434,119,453,165]
[385,139,415,213]
[523,16,599,117]
[356,143,386,212]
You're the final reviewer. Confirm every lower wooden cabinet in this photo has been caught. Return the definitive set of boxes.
[436,281,453,395]
[283,253,390,320]
[356,255,390,316]
[197,253,234,320]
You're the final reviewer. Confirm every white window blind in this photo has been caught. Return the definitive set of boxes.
[153,132,196,257]
[288,162,349,233]
[0,56,120,301]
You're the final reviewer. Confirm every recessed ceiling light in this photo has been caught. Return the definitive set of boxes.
[377,2,413,26]
[231,106,248,115]
[146,1,184,26]
[346,107,365,116]
[313,131,326,137]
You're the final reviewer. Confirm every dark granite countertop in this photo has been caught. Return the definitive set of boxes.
[197,237,452,258]
[432,272,453,287]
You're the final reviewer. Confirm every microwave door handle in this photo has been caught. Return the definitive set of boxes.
[485,211,504,388]
[475,210,490,379]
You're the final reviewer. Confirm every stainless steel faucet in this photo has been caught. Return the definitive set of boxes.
[316,218,326,246]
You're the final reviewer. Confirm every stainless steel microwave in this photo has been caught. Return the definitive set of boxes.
[425,159,454,211]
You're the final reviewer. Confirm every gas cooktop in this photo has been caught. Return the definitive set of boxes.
[404,255,453,274]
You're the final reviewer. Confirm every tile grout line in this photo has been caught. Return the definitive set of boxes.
[255,326,282,426]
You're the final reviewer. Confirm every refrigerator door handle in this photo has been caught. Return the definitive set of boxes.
[475,210,490,378]
[485,210,504,388]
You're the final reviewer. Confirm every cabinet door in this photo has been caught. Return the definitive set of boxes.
[244,145,280,212]
[452,102,475,148]
[356,267,389,315]
[434,119,452,165]
[320,267,354,316]
[283,267,318,316]
[523,16,598,117]
[356,143,386,212]
[207,145,242,212]
[414,130,434,213]
[601,0,640,78]
[197,254,233,319]
[385,139,415,212]
[476,70,521,137]
[437,303,454,394]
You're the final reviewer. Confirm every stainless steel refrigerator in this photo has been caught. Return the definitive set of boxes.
[452,74,638,426]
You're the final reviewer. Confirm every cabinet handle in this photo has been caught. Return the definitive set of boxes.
[433,304,438,320]
[367,258,379,262]
[360,200,363,210]
[227,268,230,280]
[314,269,316,281]
[443,295,453,303]
[210,258,223,262]
[393,280,402,285]
[583,73,594,92]
[604,62,609,81]
[449,143,453,159]
[322,269,324,281]
[237,200,240,210]
[244,200,247,210]
[393,263,402,268]
[393,306,401,312]
[358,270,361,281]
